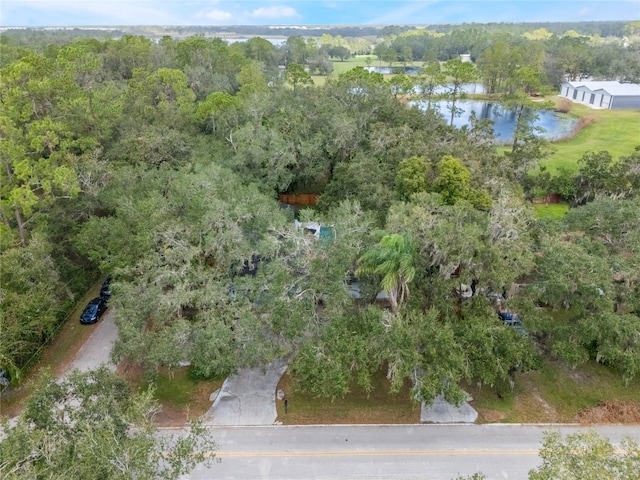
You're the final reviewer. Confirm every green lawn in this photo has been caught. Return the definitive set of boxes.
[533,202,570,219]
[311,56,427,86]
[123,366,223,426]
[471,102,639,175]
[542,104,640,174]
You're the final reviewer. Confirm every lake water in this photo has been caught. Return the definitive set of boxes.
[365,66,422,75]
[414,83,486,95]
[223,37,287,46]
[412,99,577,143]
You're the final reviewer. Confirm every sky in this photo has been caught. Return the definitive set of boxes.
[1,0,639,27]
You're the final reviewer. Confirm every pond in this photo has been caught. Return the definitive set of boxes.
[365,66,422,75]
[411,99,578,143]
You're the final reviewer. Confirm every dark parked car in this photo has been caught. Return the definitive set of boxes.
[99,275,112,299]
[0,369,10,393]
[498,311,528,337]
[80,297,108,325]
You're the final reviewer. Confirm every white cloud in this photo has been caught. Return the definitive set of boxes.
[251,5,299,19]
[200,9,233,21]
[1,0,185,25]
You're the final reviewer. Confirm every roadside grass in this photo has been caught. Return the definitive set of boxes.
[276,358,640,426]
[276,370,420,425]
[0,283,103,418]
[470,358,640,424]
[120,365,223,427]
[532,203,569,219]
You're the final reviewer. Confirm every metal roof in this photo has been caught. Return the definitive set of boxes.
[564,81,640,97]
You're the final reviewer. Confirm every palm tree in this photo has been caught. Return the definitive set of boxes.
[356,233,417,313]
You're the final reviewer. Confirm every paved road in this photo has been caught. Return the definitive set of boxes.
[64,307,118,374]
[180,424,640,480]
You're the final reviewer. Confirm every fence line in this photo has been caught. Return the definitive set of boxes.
[279,193,319,206]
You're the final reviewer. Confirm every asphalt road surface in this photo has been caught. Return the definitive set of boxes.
[181,424,640,480]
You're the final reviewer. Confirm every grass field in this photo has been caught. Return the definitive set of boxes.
[542,104,640,174]
[311,55,425,86]
[121,366,223,426]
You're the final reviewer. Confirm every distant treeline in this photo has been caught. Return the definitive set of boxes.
[0,20,630,43]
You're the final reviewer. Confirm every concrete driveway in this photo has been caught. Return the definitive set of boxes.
[63,305,288,426]
[63,307,118,374]
[202,359,287,426]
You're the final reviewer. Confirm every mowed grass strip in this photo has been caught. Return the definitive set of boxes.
[311,56,428,85]
[271,354,640,426]
[276,370,420,425]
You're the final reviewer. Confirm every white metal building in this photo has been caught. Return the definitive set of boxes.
[559,81,640,109]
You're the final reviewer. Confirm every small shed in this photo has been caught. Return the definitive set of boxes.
[559,81,640,109]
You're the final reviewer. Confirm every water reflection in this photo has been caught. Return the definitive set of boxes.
[413,83,486,94]
[223,37,287,46]
[412,99,577,143]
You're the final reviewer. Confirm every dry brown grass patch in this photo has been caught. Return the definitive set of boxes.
[577,401,640,425]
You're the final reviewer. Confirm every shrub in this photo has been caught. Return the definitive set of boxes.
[569,115,596,137]
[555,98,573,113]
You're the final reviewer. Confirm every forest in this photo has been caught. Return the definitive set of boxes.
[1,21,639,407]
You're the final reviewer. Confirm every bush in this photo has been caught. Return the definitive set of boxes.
[555,98,573,113]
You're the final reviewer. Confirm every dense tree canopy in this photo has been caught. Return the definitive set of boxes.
[1,29,638,407]
[529,431,640,480]
[456,430,640,480]
[0,368,214,479]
